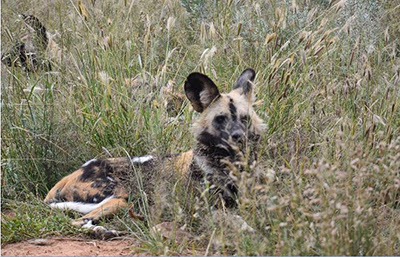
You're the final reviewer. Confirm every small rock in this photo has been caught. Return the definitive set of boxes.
[28,238,52,246]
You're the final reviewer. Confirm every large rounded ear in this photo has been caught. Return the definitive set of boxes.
[234,68,256,96]
[184,72,220,112]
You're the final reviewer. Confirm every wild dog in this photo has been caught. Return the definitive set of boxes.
[2,14,60,72]
[44,68,265,228]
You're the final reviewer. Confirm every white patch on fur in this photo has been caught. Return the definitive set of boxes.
[82,220,107,232]
[194,155,214,175]
[200,90,213,106]
[82,220,106,231]
[82,220,94,229]
[82,158,97,167]
[49,195,114,214]
[131,155,154,163]
[106,176,115,182]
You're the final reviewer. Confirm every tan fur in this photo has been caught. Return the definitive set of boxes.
[192,91,265,139]
[44,170,84,203]
[72,198,128,226]
[172,150,194,176]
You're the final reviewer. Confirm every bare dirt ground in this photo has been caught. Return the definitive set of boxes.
[1,237,139,256]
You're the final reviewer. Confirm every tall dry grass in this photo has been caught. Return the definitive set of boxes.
[1,0,399,254]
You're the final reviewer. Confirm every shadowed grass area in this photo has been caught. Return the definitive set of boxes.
[1,195,82,244]
[1,0,399,255]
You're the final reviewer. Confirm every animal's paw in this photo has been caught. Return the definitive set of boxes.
[92,226,120,240]
[71,218,88,227]
[81,220,120,240]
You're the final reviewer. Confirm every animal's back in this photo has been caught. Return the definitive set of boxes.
[44,152,195,225]
[44,156,155,224]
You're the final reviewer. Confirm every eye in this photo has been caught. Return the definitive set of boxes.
[214,115,228,124]
[240,115,250,125]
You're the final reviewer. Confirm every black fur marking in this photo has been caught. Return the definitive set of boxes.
[220,131,230,140]
[234,68,256,95]
[240,115,250,126]
[16,43,28,68]
[86,193,105,203]
[79,160,102,181]
[229,102,237,121]
[83,218,95,224]
[196,132,236,159]
[205,172,238,208]
[21,14,48,48]
[91,178,117,195]
[90,179,106,188]
[212,115,227,131]
[73,191,85,202]
[114,196,129,201]
[49,189,65,203]
[103,183,117,197]
[197,131,222,147]
[2,15,51,72]
[184,73,220,112]
[2,43,30,70]
[226,182,238,196]
[221,182,238,207]
[79,160,112,182]
[189,161,203,181]
[1,54,12,66]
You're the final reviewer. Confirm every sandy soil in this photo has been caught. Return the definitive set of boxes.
[1,237,139,256]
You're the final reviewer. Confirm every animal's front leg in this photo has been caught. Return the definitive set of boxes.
[71,197,128,226]
[72,197,128,239]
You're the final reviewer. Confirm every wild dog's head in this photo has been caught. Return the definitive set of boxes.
[184,68,266,206]
[185,68,265,160]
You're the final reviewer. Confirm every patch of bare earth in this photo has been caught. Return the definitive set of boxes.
[1,237,139,256]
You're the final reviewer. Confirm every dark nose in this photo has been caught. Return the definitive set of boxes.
[231,130,245,142]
